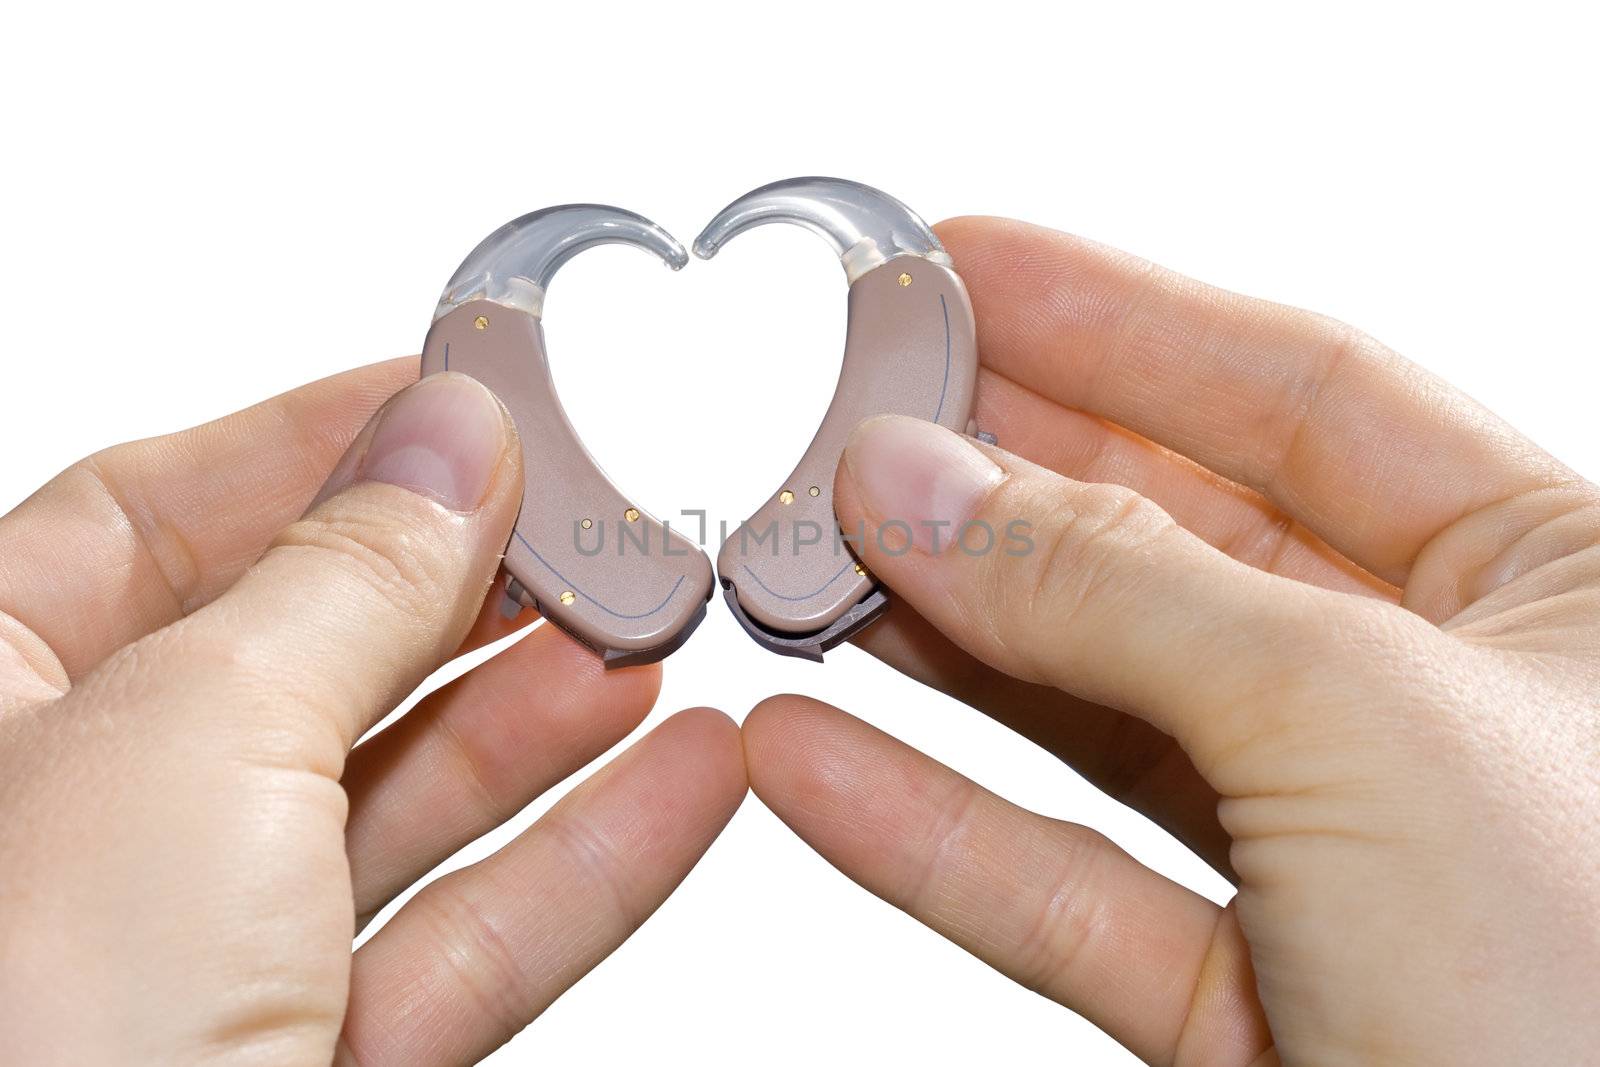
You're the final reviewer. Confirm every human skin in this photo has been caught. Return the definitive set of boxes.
[0,368,748,1065]
[742,217,1600,1065]
[1,217,1595,1067]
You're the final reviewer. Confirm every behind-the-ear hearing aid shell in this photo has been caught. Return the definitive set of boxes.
[694,178,981,661]
[421,205,713,667]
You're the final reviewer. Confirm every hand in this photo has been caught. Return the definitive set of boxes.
[742,218,1600,1064]
[0,366,746,1065]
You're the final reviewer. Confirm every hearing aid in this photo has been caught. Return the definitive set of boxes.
[421,205,713,667]
[694,177,983,661]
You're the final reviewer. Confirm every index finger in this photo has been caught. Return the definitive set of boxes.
[939,216,1580,587]
[0,358,415,679]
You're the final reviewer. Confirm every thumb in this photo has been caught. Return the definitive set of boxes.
[101,371,523,765]
[834,415,1384,767]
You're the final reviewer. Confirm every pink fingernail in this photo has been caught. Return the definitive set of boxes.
[842,415,1004,554]
[324,373,508,513]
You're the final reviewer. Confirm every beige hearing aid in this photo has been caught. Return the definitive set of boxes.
[421,206,713,666]
[694,177,983,660]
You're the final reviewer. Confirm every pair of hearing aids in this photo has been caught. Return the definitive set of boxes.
[421,177,981,667]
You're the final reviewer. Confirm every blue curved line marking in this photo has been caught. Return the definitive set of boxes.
[742,561,855,602]
[513,530,684,619]
[932,293,951,422]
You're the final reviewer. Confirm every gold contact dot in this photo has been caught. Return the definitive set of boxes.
[624,507,640,523]
[807,485,820,497]
[473,315,489,330]
[853,562,867,576]
[559,590,576,606]
[897,272,913,287]
[580,518,593,530]
[778,489,795,505]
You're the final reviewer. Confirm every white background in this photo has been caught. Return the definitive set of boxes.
[2,3,1596,1063]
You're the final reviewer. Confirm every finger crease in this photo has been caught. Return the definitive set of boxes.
[1014,833,1108,995]
[1259,322,1359,501]
[433,706,511,827]
[900,778,984,918]
[82,455,201,616]
[544,811,645,931]
[416,885,533,1046]
[1082,257,1165,412]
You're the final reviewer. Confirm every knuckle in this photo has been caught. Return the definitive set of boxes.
[435,710,516,827]
[76,455,205,614]
[1258,315,1368,485]
[412,882,533,1045]
[543,811,647,931]
[270,508,453,629]
[1013,483,1174,640]
[1012,825,1114,994]
[897,777,983,914]
[1222,508,1300,576]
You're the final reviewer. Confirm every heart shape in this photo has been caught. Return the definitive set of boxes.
[422,178,979,666]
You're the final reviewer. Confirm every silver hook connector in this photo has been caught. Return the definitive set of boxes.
[435,204,688,321]
[693,176,952,283]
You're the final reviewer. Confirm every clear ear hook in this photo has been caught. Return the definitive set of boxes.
[692,176,952,283]
[435,204,688,321]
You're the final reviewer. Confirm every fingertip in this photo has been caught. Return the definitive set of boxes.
[747,690,825,718]
[661,704,740,743]
[650,706,749,801]
[935,217,1044,302]
[519,625,663,738]
[455,571,542,653]
[742,693,834,756]
[932,214,1019,253]
[618,656,666,709]
[564,628,666,713]
[933,215,1089,278]
[742,695,876,814]
[742,700,968,884]
[841,411,904,445]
